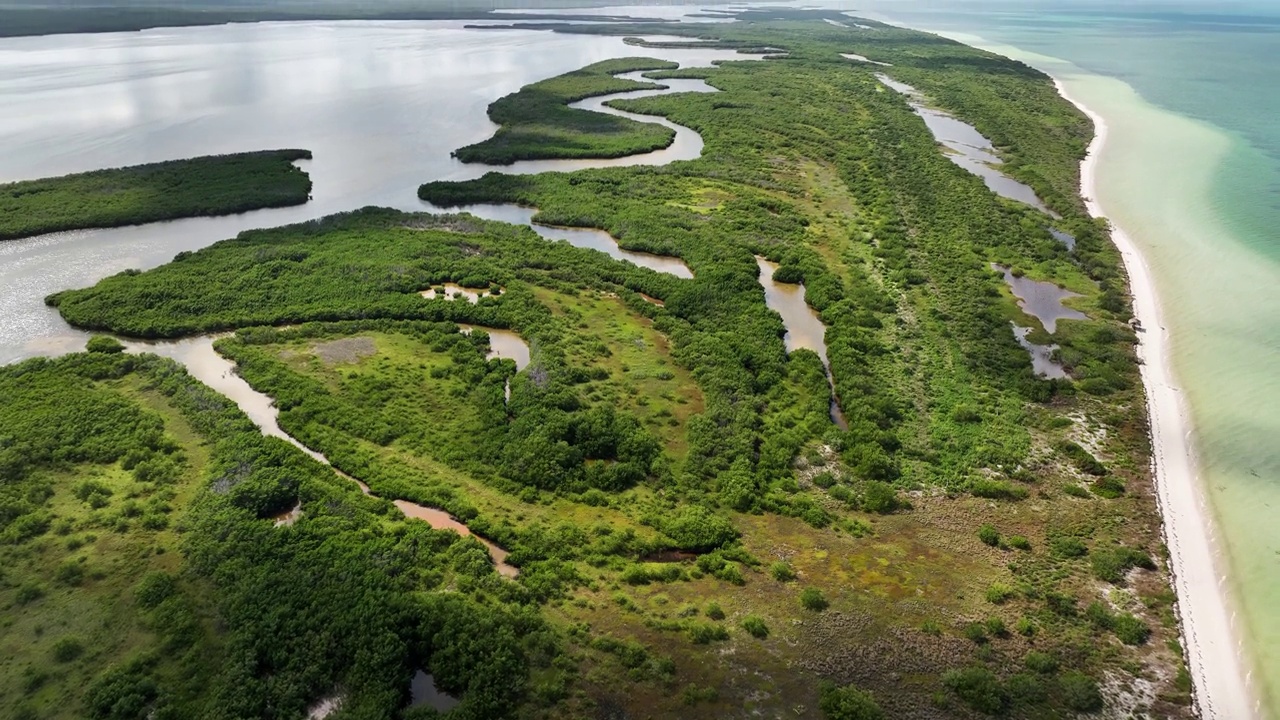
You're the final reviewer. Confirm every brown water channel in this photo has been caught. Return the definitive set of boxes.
[122,333,522,578]
[755,257,848,428]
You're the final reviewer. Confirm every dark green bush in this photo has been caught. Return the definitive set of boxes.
[1059,671,1103,712]
[1005,673,1047,704]
[1091,546,1155,583]
[978,524,1000,547]
[1112,613,1151,645]
[741,615,769,639]
[860,481,902,514]
[52,637,84,662]
[135,572,176,610]
[1049,536,1088,559]
[1005,535,1031,551]
[818,682,884,720]
[943,666,1007,714]
[770,561,796,582]
[799,588,828,611]
[1023,651,1058,674]
[86,335,125,354]
[687,622,729,644]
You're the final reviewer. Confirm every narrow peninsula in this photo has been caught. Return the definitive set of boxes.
[0,149,312,241]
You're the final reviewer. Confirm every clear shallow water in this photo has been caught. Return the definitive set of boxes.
[0,19,751,363]
[824,0,1280,711]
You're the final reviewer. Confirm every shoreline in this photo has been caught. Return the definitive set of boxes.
[1051,78,1260,720]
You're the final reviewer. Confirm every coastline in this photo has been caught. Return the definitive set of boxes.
[1052,78,1259,720]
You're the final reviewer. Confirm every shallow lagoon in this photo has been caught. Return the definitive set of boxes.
[0,20,754,363]
[993,264,1087,334]
[877,73,1052,214]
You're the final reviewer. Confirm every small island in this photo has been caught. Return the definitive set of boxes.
[0,149,313,241]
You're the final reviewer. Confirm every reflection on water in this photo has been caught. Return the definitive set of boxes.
[876,73,1054,215]
[458,324,531,371]
[421,282,499,303]
[440,202,694,278]
[121,333,521,577]
[993,263,1088,333]
[1012,324,1068,379]
[755,257,847,428]
[840,52,891,67]
[755,257,828,361]
[0,22,761,365]
[1049,227,1077,250]
[410,670,460,713]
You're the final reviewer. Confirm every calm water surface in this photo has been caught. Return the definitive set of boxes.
[0,19,751,363]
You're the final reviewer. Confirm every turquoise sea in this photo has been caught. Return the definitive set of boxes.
[832,0,1280,712]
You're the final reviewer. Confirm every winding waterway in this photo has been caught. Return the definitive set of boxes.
[0,21,759,363]
[755,257,848,428]
[0,14,777,586]
[0,7,849,588]
[122,333,523,577]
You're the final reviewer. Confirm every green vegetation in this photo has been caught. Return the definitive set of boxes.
[818,682,883,720]
[799,587,828,611]
[740,615,769,638]
[0,351,550,719]
[0,150,312,241]
[21,7,1191,718]
[453,58,678,164]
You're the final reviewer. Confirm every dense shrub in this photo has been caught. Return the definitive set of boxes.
[770,561,796,582]
[943,666,1007,714]
[741,615,769,639]
[1091,546,1155,583]
[0,150,312,241]
[662,506,740,552]
[978,524,1000,547]
[799,588,828,611]
[52,637,84,662]
[818,682,884,720]
[1059,671,1104,712]
[86,335,125,354]
[1024,651,1058,674]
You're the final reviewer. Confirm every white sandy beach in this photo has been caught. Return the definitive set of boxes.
[1053,79,1259,720]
